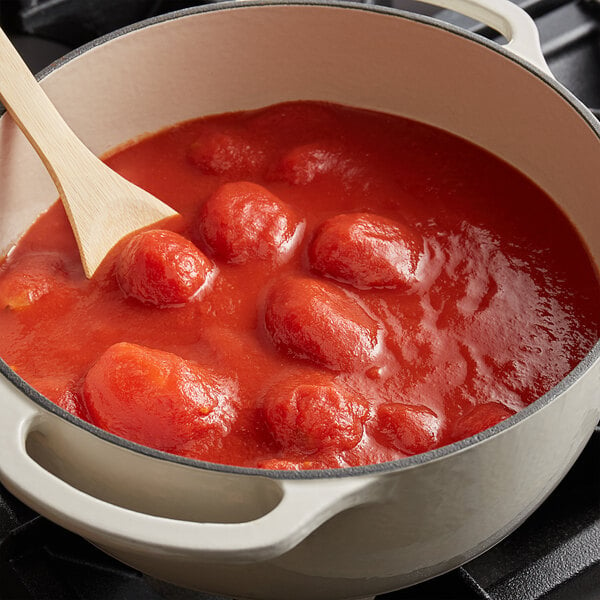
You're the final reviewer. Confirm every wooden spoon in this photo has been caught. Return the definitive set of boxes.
[0,28,178,278]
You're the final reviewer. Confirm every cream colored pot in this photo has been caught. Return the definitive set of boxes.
[0,1,598,599]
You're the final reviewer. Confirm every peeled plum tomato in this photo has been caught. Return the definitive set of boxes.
[188,129,266,178]
[196,181,302,264]
[83,342,236,452]
[263,377,368,453]
[374,403,442,455]
[115,229,213,307]
[269,141,347,185]
[0,252,66,310]
[309,213,423,290]
[264,276,381,371]
[451,402,515,441]
[31,375,88,420]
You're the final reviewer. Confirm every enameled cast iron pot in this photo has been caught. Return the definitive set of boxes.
[0,1,599,598]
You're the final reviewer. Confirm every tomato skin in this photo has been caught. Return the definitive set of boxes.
[196,181,302,264]
[264,277,381,371]
[374,403,441,455]
[309,213,422,290]
[83,342,236,452]
[452,402,515,441]
[116,230,213,307]
[263,377,368,452]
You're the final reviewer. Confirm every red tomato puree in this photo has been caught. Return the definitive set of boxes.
[0,101,598,470]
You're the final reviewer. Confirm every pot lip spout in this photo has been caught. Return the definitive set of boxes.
[1,0,599,481]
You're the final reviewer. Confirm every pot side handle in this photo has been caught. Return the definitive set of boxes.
[413,0,554,77]
[0,378,374,563]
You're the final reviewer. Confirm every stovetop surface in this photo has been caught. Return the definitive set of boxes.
[0,1,599,599]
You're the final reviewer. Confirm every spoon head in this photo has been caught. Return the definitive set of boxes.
[62,169,179,278]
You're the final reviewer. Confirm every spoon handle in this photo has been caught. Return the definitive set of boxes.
[0,27,177,277]
[0,29,91,189]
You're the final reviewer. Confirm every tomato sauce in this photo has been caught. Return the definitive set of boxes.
[0,101,598,470]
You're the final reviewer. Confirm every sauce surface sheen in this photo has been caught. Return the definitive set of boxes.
[1,101,598,470]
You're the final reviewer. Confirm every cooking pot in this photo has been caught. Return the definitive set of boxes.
[0,1,598,598]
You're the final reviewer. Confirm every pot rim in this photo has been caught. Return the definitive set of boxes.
[1,0,599,481]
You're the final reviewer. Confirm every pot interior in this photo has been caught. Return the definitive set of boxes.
[1,4,598,261]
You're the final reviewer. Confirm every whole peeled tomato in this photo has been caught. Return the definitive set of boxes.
[263,376,368,453]
[116,229,213,307]
[264,276,381,371]
[188,129,266,178]
[196,181,302,265]
[0,252,67,311]
[31,375,88,420]
[374,403,441,455]
[452,402,515,441]
[309,212,422,290]
[268,141,347,185]
[83,342,236,452]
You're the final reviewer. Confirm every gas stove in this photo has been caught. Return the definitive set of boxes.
[0,1,599,599]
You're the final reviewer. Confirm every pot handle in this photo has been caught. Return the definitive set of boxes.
[0,378,374,563]
[413,0,553,77]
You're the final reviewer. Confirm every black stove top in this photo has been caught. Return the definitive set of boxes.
[1,1,599,599]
